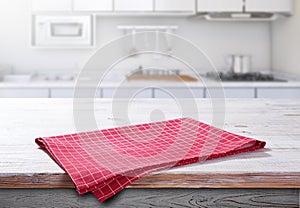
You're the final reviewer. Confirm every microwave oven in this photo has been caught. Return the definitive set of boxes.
[32,15,94,48]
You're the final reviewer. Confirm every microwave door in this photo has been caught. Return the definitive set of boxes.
[34,15,93,47]
[49,23,83,38]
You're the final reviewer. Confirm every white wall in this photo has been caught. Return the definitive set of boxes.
[0,0,271,74]
[272,0,300,76]
[0,0,92,73]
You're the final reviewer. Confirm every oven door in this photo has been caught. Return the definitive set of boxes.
[33,15,94,48]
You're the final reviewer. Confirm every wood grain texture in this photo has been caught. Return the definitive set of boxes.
[0,99,300,189]
[0,189,298,208]
[1,172,300,189]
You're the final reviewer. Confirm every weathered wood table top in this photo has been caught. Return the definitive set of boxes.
[0,98,299,189]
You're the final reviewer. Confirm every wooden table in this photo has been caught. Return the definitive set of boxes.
[0,99,299,207]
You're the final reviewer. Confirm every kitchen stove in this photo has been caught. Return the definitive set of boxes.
[206,72,287,82]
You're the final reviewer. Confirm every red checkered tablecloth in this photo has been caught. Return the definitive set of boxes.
[36,118,266,202]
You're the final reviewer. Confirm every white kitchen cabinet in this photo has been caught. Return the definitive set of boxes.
[32,0,72,12]
[0,89,49,98]
[257,88,300,99]
[154,88,204,98]
[197,0,244,12]
[73,0,113,12]
[102,88,153,98]
[246,0,293,13]
[50,88,101,98]
[155,0,195,12]
[114,0,154,12]
[205,88,255,98]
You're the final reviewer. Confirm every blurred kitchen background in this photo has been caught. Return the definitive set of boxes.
[0,0,299,99]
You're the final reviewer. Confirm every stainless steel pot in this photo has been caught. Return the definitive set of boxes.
[228,55,251,74]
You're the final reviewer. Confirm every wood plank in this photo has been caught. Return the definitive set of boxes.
[1,172,300,189]
[0,189,298,208]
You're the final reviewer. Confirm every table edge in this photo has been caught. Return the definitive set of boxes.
[1,172,300,189]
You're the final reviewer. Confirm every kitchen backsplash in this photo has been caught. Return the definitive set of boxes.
[0,0,271,74]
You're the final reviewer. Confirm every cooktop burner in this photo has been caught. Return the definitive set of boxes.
[206,72,287,82]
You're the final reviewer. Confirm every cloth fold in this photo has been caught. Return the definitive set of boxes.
[36,118,266,202]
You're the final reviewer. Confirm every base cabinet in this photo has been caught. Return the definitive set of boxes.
[0,89,49,98]
[205,88,255,98]
[0,87,299,98]
[154,88,204,98]
[257,88,300,99]
[102,88,153,98]
[51,88,101,98]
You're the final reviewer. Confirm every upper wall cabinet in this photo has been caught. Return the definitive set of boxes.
[32,0,72,12]
[32,0,293,16]
[245,0,293,13]
[114,0,153,12]
[197,0,243,12]
[73,0,113,12]
[155,0,195,12]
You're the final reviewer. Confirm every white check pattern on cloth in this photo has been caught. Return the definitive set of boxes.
[36,118,266,202]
